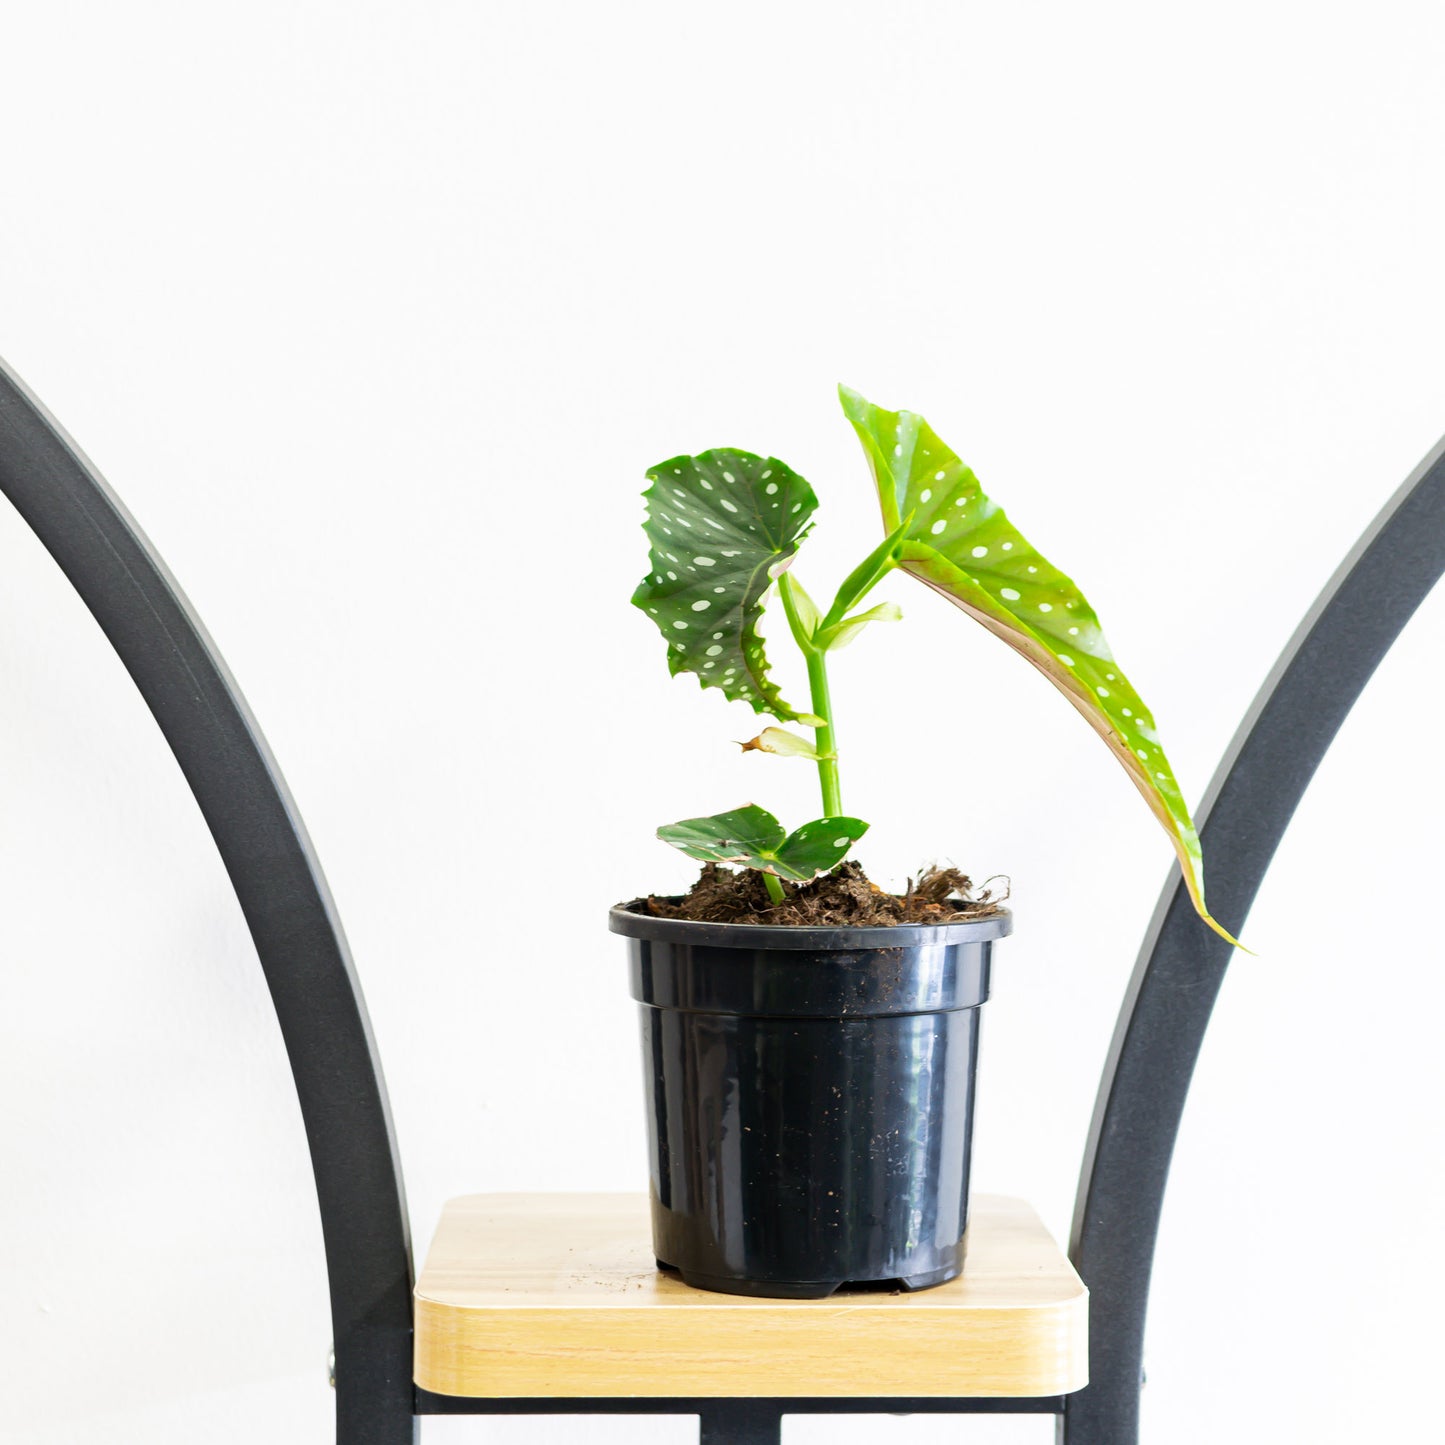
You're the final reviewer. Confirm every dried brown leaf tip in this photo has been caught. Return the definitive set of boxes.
[738,727,821,760]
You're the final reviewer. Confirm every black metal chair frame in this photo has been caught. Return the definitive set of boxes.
[3,355,1442,1444]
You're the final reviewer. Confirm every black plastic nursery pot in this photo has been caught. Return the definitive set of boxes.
[609,905,1011,1299]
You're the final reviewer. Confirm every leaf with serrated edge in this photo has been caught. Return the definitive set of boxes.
[657,804,868,882]
[634,450,817,720]
[838,384,1241,947]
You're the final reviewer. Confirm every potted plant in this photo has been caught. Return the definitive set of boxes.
[611,386,1237,1299]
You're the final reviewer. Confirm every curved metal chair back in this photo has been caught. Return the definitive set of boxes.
[1065,436,1445,1442]
[0,361,416,1443]
[3,354,1441,1444]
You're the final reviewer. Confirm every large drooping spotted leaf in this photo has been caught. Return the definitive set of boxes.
[657,804,869,882]
[838,385,1240,946]
[633,450,816,720]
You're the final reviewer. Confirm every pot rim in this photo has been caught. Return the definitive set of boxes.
[609,901,1012,950]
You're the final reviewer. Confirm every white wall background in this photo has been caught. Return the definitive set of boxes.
[1,3,1442,1442]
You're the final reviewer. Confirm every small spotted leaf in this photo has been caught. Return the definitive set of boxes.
[777,816,871,879]
[634,450,817,720]
[658,804,869,882]
[839,385,1240,947]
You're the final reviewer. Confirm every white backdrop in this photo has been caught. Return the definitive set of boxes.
[1,3,1442,1442]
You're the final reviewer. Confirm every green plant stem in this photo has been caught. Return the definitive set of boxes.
[796,536,907,816]
[777,573,843,817]
[817,519,907,633]
[805,648,841,816]
[762,871,786,904]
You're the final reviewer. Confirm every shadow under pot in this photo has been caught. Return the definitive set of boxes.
[609,905,1010,1299]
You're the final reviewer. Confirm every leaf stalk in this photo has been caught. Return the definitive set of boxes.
[777,572,842,817]
[817,517,909,632]
[805,649,842,816]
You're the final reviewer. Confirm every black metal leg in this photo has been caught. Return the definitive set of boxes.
[700,1400,783,1444]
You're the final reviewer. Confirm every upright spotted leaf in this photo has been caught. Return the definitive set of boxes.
[839,385,1239,946]
[634,449,816,719]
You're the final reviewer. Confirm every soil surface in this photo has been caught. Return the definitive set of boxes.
[630,860,1006,927]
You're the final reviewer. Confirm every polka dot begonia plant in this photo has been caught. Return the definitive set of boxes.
[633,386,1240,944]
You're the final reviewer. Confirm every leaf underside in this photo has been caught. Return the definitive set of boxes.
[633,449,817,720]
[838,385,1239,947]
[658,804,869,882]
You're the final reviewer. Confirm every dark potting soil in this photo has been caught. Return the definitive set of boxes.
[632,859,1006,927]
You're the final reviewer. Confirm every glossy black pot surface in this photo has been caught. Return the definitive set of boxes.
[610,906,1011,1299]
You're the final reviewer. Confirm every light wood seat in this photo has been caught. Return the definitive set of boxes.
[414,1193,1088,1399]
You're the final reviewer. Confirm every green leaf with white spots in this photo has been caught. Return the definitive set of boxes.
[658,804,869,882]
[658,804,784,866]
[777,816,870,878]
[633,450,817,720]
[838,384,1241,947]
